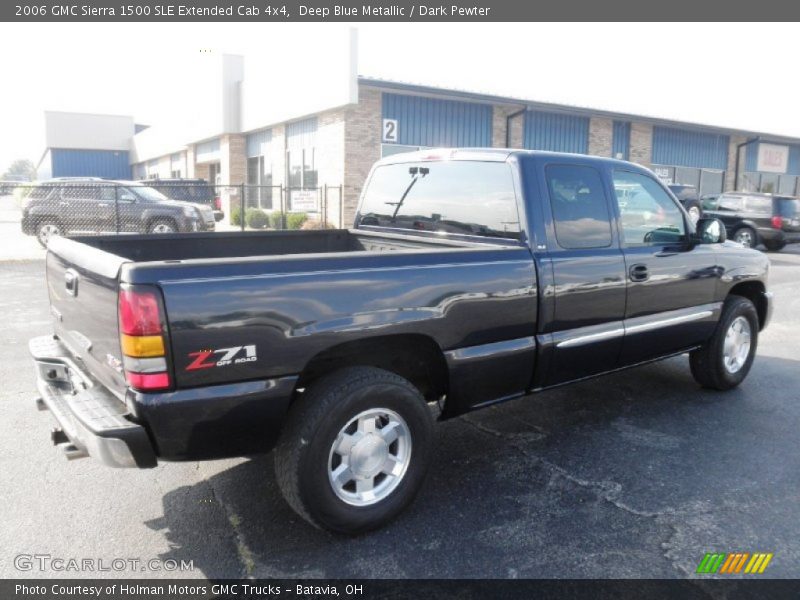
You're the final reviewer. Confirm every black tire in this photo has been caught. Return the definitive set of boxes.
[274,366,435,534]
[763,240,786,252]
[148,218,178,234]
[684,200,702,225]
[689,296,759,391]
[732,226,758,249]
[35,219,64,248]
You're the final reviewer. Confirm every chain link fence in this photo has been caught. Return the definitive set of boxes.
[0,180,345,261]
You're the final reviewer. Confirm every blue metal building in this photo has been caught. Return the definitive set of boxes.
[37,148,131,180]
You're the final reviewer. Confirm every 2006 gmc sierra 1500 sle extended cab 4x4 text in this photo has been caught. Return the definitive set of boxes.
[29,149,772,533]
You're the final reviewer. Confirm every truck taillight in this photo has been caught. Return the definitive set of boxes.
[771,216,783,229]
[118,286,171,391]
[214,196,221,210]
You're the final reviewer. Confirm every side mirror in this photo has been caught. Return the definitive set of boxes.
[695,217,726,244]
[118,193,136,203]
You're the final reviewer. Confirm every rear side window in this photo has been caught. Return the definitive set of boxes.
[545,164,612,249]
[744,196,772,214]
[358,161,521,240]
[718,195,744,211]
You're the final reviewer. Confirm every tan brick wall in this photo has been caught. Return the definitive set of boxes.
[220,134,246,222]
[270,125,286,188]
[588,117,613,157]
[509,113,524,149]
[185,146,196,178]
[221,134,246,185]
[629,122,653,168]
[492,105,525,149]
[343,86,382,227]
[317,109,346,186]
[725,135,747,191]
[316,109,346,225]
[157,155,172,178]
[194,161,211,182]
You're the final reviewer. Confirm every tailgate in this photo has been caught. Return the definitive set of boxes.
[45,237,129,398]
[777,199,800,232]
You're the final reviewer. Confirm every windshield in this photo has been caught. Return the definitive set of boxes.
[358,161,521,240]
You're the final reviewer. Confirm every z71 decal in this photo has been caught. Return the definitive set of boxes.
[186,345,257,370]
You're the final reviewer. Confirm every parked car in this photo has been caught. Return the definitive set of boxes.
[0,177,28,195]
[21,179,216,246]
[668,184,703,224]
[701,192,800,251]
[29,149,771,533]
[139,178,224,222]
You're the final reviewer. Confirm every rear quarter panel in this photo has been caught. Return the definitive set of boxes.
[127,247,538,390]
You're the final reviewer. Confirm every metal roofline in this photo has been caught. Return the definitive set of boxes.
[358,76,800,145]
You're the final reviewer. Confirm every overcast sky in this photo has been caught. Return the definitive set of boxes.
[0,22,797,173]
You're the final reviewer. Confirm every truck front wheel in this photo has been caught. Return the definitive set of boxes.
[274,366,434,534]
[689,296,759,390]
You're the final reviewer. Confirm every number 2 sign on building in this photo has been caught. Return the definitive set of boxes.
[383,119,398,143]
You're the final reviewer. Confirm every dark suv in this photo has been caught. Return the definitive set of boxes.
[139,178,224,222]
[21,179,216,247]
[701,192,800,251]
[668,184,703,225]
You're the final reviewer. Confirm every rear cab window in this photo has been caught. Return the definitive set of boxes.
[544,164,612,249]
[358,161,522,240]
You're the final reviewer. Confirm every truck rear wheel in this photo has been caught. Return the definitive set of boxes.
[689,296,759,390]
[274,366,434,534]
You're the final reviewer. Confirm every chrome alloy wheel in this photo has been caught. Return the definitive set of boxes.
[151,222,176,233]
[723,316,752,374]
[328,408,412,507]
[734,229,754,248]
[37,223,61,246]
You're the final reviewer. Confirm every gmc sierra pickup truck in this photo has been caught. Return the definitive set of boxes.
[30,149,772,533]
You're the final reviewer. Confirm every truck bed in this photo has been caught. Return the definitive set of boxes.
[45,229,534,411]
[72,228,486,263]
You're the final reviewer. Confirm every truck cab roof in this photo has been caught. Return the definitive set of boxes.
[375,147,645,170]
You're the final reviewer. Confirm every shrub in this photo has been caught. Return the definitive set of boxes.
[230,207,242,227]
[287,212,308,230]
[301,219,335,230]
[268,212,284,230]
[245,208,269,229]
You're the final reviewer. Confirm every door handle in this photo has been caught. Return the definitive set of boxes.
[64,269,79,297]
[629,263,649,282]
[97,203,109,207]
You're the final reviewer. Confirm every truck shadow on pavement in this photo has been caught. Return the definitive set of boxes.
[147,354,800,579]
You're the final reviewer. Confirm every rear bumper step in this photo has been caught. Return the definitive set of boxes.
[29,335,157,468]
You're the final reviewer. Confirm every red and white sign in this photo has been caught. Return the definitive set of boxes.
[756,143,789,174]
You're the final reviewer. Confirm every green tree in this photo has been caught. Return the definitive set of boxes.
[2,159,36,181]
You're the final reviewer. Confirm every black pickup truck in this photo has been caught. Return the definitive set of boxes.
[30,149,772,533]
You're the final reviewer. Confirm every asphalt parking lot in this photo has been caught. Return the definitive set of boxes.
[0,248,798,580]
